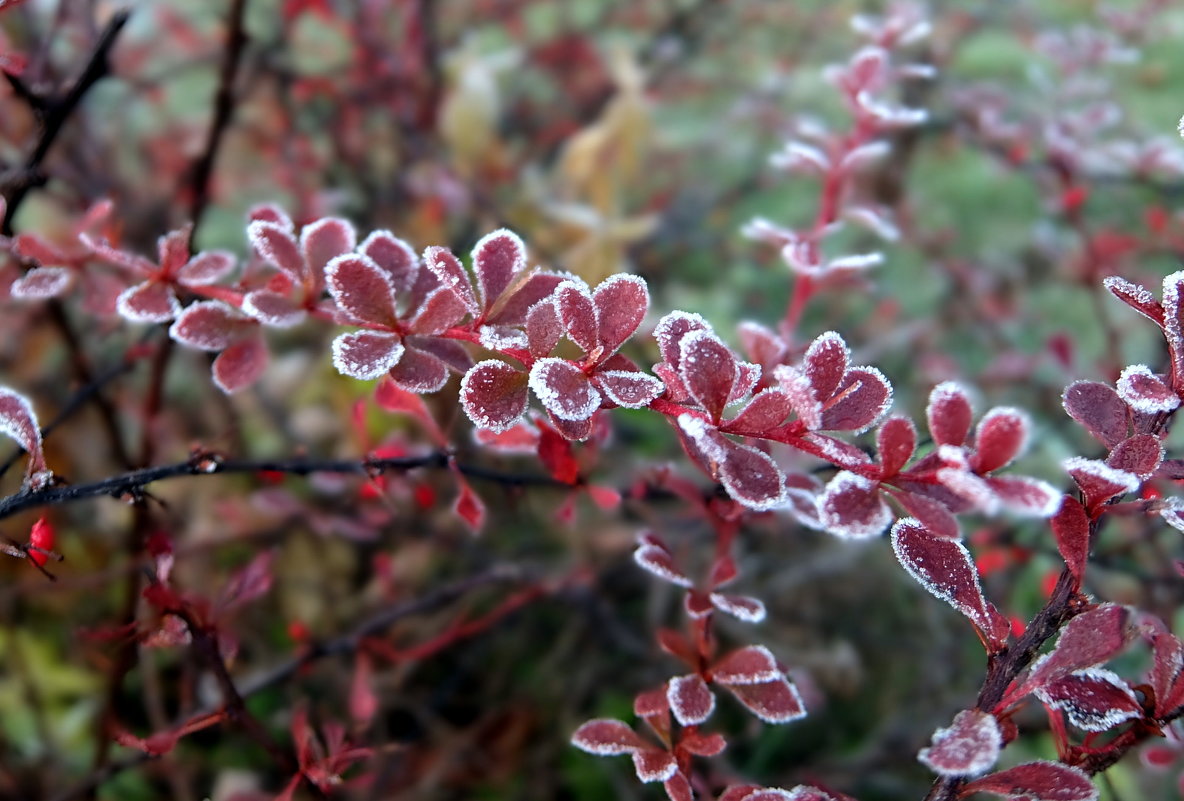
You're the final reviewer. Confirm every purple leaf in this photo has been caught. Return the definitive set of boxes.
[936,467,999,514]
[1116,365,1178,413]
[1034,668,1141,731]
[927,382,973,447]
[388,346,449,393]
[1150,630,1184,716]
[1010,605,1134,704]
[654,310,710,367]
[170,301,255,350]
[248,220,304,281]
[596,370,663,409]
[116,281,181,323]
[877,415,916,476]
[667,674,715,726]
[918,709,1001,777]
[300,216,356,280]
[360,230,419,294]
[242,290,306,327]
[679,331,737,422]
[727,676,806,723]
[774,366,822,429]
[1062,458,1137,511]
[330,331,403,380]
[893,490,960,539]
[1103,275,1163,326]
[553,280,598,354]
[571,719,644,755]
[713,645,781,685]
[0,387,49,486]
[737,320,787,366]
[1106,433,1163,479]
[891,519,1003,647]
[526,298,562,357]
[818,471,891,539]
[962,761,1098,801]
[471,228,526,311]
[971,407,1029,474]
[819,366,892,433]
[988,476,1061,517]
[423,246,478,315]
[803,331,849,399]
[593,274,648,357]
[728,388,794,433]
[459,360,529,432]
[633,539,692,588]
[325,254,397,327]
[719,442,787,512]
[1062,381,1128,448]
[529,358,601,421]
[1050,496,1089,586]
[487,271,565,325]
[213,336,268,394]
[409,286,468,334]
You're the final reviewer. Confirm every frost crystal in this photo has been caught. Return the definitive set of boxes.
[918,709,1001,777]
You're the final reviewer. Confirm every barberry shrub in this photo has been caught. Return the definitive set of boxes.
[2,2,1184,801]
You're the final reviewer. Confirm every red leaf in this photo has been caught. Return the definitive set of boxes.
[409,286,468,334]
[803,331,849,399]
[213,336,268,394]
[453,478,485,532]
[1062,458,1137,512]
[633,539,692,588]
[820,367,892,433]
[1034,668,1141,731]
[571,719,645,754]
[1062,381,1128,448]
[893,491,960,539]
[678,730,725,757]
[664,772,694,801]
[667,674,715,725]
[654,310,710,366]
[737,321,787,366]
[388,346,449,393]
[178,250,235,286]
[962,761,1098,801]
[727,676,806,723]
[1149,630,1184,716]
[918,709,1001,777]
[325,254,397,327]
[242,289,305,327]
[709,592,767,622]
[116,281,180,323]
[596,370,663,409]
[218,550,275,611]
[537,422,579,485]
[713,645,781,685]
[423,246,478,315]
[529,358,600,421]
[1103,275,1164,326]
[248,220,304,280]
[349,652,378,727]
[487,272,564,325]
[971,408,1029,474]
[634,685,671,718]
[1116,365,1178,413]
[331,331,404,380]
[11,266,72,299]
[1106,433,1163,479]
[818,471,891,539]
[927,382,974,447]
[171,302,248,351]
[0,386,47,484]
[988,475,1061,517]
[1050,496,1089,585]
[719,442,787,512]
[471,228,526,311]
[876,415,916,476]
[891,519,1004,649]
[592,274,648,356]
[553,280,598,353]
[679,331,738,422]
[632,750,678,782]
[1009,605,1134,704]
[300,217,356,279]
[459,360,528,432]
[728,388,794,433]
[28,516,54,567]
[360,230,419,294]
[526,298,562,357]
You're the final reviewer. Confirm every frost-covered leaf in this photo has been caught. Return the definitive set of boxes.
[529,358,600,421]
[928,382,973,446]
[1106,433,1163,479]
[1035,668,1141,732]
[1063,458,1137,511]
[710,592,767,622]
[459,360,528,432]
[116,281,181,322]
[178,250,236,285]
[962,761,1097,801]
[213,336,267,394]
[634,685,670,719]
[667,674,715,726]
[774,366,822,429]
[988,476,1061,517]
[1149,630,1184,717]
[972,408,1029,474]
[1011,605,1134,703]
[803,331,849,399]
[894,490,960,539]
[918,709,1001,777]
[633,539,692,587]
[571,719,644,755]
[737,321,787,366]
[423,245,478,315]
[593,274,648,356]
[248,220,304,280]
[891,519,1002,646]
[300,217,355,281]
[409,286,468,334]
[389,346,450,393]
[728,388,794,433]
[679,331,737,421]
[820,366,892,433]
[632,750,678,783]
[654,310,710,366]
[679,731,725,757]
[360,230,418,294]
[553,280,598,353]
[170,301,254,351]
[242,289,306,327]
[877,415,916,476]
[331,331,403,380]
[11,266,72,299]
[1103,275,1163,326]
[325,254,397,327]
[1050,496,1088,586]
[596,370,663,408]
[526,298,562,357]
[936,468,999,514]
[727,676,806,723]
[818,471,891,539]
[488,271,565,325]
[1062,381,1128,448]
[453,478,485,532]
[0,387,48,485]
[713,645,781,685]
[719,443,787,512]
[472,228,525,311]
[1116,365,1178,413]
